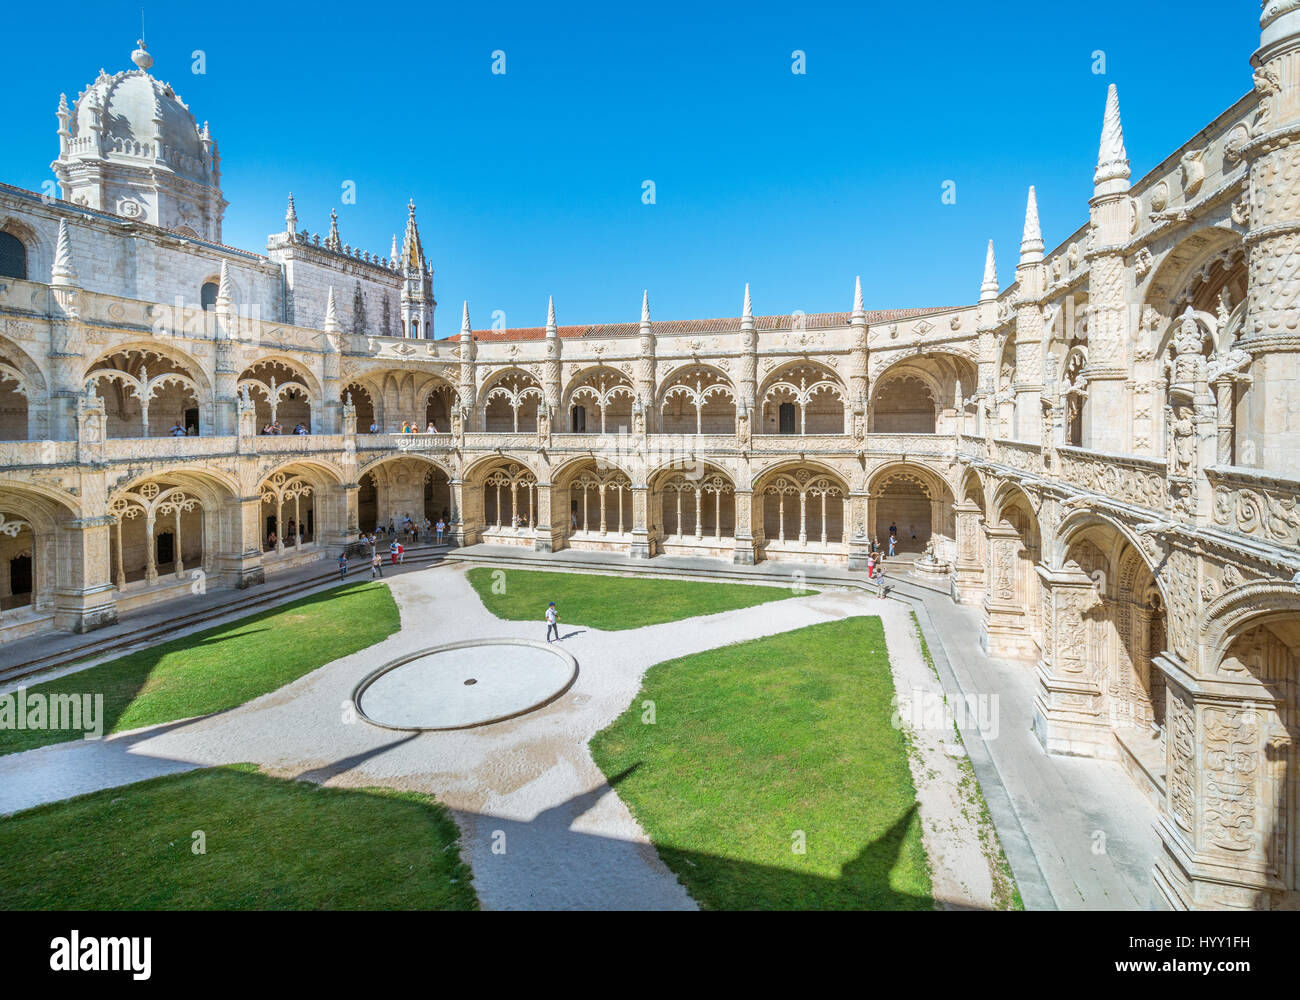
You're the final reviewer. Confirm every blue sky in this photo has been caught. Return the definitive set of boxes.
[4,1,1257,332]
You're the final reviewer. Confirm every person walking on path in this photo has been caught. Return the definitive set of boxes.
[397,541,405,564]
[867,552,876,579]
[545,601,560,643]
[337,552,348,581]
[876,558,888,598]
[370,550,383,578]
[389,539,400,565]
[888,534,897,558]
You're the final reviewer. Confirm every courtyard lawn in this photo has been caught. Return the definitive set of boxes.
[0,764,477,910]
[590,616,933,909]
[0,580,399,756]
[466,567,811,631]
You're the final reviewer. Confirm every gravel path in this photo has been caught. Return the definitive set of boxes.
[0,564,1003,910]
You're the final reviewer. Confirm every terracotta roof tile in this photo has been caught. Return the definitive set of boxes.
[463,306,955,342]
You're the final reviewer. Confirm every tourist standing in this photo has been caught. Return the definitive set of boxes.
[170,421,187,437]
[390,539,399,565]
[888,534,897,558]
[370,550,384,578]
[397,541,405,564]
[436,517,445,544]
[545,601,560,643]
[867,552,876,579]
[876,558,887,598]
[337,552,348,581]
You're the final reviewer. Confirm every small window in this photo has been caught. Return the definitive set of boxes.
[200,281,219,311]
[0,232,27,280]
[571,405,587,433]
[778,402,796,434]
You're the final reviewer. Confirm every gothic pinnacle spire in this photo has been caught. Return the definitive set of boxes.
[326,208,340,252]
[1020,186,1044,265]
[285,193,297,236]
[51,218,78,286]
[641,289,651,326]
[852,275,864,315]
[1094,84,1131,195]
[981,240,999,301]
[460,300,472,336]
[215,261,233,311]
[546,295,557,332]
[742,283,753,320]
[323,286,339,332]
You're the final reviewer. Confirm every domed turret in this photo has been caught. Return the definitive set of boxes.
[51,40,227,241]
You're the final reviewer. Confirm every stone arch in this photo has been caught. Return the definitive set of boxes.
[753,461,848,560]
[251,459,347,558]
[343,381,376,432]
[984,481,1044,661]
[355,454,451,537]
[658,364,736,436]
[0,334,50,440]
[758,360,845,435]
[1184,586,1300,908]
[869,352,978,435]
[0,482,82,620]
[107,469,233,590]
[0,216,50,281]
[556,458,635,544]
[868,461,955,558]
[480,367,544,433]
[239,357,317,433]
[650,461,736,554]
[86,343,211,437]
[472,458,540,540]
[564,365,635,435]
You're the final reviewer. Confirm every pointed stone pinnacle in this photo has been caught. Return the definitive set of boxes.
[216,260,233,309]
[323,286,339,331]
[52,218,78,286]
[743,283,753,320]
[1094,83,1131,195]
[546,295,557,331]
[641,290,650,325]
[461,300,472,335]
[981,240,999,301]
[1021,186,1044,264]
[853,275,864,315]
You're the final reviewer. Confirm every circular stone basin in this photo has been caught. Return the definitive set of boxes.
[353,639,578,731]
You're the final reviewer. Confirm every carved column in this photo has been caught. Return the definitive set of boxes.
[534,481,559,553]
[951,499,985,605]
[1236,1,1300,470]
[630,486,651,558]
[1032,564,1109,757]
[732,489,755,565]
[52,516,118,633]
[1152,655,1293,910]
[846,489,870,571]
[317,482,359,554]
[981,522,1039,660]
[214,495,265,589]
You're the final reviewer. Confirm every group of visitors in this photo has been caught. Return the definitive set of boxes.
[258,420,309,435]
[863,522,905,596]
[336,510,453,582]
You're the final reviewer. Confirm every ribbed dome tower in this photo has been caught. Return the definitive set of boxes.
[51,40,228,241]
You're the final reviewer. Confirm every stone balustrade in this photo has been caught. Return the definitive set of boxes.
[1207,465,1300,549]
[1057,445,1167,511]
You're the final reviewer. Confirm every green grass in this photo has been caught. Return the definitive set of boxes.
[466,567,811,631]
[0,581,399,756]
[0,764,477,910]
[590,616,933,909]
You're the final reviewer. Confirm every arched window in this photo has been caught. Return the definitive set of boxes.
[200,281,219,311]
[571,405,587,432]
[0,233,27,280]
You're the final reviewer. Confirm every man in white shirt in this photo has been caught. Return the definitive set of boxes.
[545,602,559,643]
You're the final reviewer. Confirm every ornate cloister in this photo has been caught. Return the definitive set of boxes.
[2,5,1299,910]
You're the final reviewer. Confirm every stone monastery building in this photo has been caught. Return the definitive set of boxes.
[2,5,1300,910]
